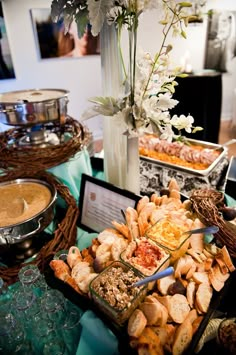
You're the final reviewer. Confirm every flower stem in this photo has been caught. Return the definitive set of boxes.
[117,23,127,83]
[132,17,138,107]
[141,4,178,101]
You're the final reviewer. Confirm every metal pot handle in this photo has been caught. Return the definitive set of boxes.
[0,217,43,245]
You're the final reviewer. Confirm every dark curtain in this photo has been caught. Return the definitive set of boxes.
[170,72,222,144]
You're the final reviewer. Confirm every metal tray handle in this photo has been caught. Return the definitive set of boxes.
[0,217,43,245]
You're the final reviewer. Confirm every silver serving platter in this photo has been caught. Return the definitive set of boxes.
[139,138,227,177]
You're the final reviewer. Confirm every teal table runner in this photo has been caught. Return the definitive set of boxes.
[48,148,93,203]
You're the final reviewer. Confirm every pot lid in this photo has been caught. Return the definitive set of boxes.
[0,89,69,104]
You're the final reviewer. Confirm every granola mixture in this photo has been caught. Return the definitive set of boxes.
[91,266,141,310]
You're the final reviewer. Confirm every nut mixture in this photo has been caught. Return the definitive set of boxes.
[91,266,141,310]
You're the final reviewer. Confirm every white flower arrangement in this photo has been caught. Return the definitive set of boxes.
[51,0,203,141]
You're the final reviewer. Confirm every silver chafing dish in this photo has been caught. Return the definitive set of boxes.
[139,138,228,196]
[0,88,69,126]
[0,178,57,246]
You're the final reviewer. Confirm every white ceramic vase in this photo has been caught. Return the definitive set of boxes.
[100,23,140,194]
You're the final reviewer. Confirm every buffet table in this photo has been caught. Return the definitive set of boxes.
[1,149,236,355]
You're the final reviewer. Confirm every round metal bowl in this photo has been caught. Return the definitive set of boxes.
[0,88,69,126]
[0,178,57,245]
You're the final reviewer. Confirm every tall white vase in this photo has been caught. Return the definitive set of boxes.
[100,23,140,194]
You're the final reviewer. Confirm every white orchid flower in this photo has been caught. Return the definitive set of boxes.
[156,93,179,110]
[159,124,176,142]
[170,114,194,133]
[143,99,170,123]
[147,82,162,97]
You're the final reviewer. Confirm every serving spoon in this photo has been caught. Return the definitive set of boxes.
[182,225,219,235]
[133,266,174,287]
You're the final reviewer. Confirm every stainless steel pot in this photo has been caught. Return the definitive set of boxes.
[0,178,57,245]
[0,89,69,126]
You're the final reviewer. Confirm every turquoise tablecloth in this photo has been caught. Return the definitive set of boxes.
[48,148,93,204]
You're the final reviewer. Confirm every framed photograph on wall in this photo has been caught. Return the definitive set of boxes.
[0,3,15,79]
[204,9,236,73]
[30,8,100,59]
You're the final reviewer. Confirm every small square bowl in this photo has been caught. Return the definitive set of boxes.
[145,220,191,262]
[89,261,147,326]
[120,237,170,277]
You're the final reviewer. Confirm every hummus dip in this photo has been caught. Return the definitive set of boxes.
[0,182,52,227]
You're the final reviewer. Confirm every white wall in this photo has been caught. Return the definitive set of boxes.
[1,0,236,139]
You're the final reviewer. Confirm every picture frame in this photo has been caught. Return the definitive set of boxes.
[204,9,236,73]
[0,3,15,79]
[77,174,141,233]
[30,8,100,60]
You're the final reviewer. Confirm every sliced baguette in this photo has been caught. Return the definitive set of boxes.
[128,309,147,338]
[208,266,229,292]
[195,283,213,313]
[137,327,164,355]
[139,302,161,325]
[215,255,230,274]
[151,326,169,346]
[172,319,193,355]
[219,246,235,272]
[168,294,190,324]
[157,274,176,295]
[204,257,214,271]
[192,316,204,335]
[163,324,177,353]
[213,264,230,282]
[186,264,197,280]
[183,309,198,324]
[152,294,171,310]
[192,271,210,284]
[186,281,196,308]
